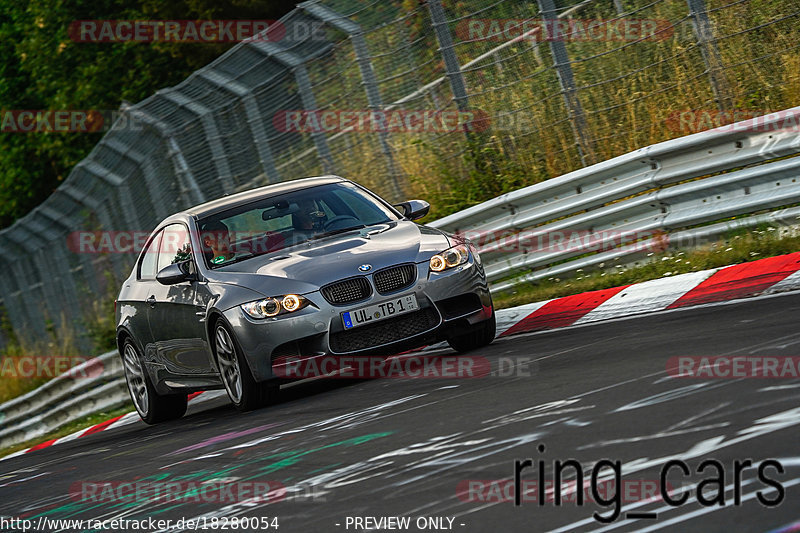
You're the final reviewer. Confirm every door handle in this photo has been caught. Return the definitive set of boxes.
[147,295,157,308]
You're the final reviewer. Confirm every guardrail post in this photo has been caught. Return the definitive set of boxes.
[686,0,734,112]
[537,0,596,166]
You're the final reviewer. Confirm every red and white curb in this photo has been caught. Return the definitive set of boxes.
[4,251,800,461]
[498,251,800,336]
[0,391,227,462]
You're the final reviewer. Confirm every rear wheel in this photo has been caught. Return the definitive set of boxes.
[447,311,496,353]
[122,338,187,424]
[214,319,278,412]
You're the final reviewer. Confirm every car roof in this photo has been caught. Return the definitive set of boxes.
[182,175,346,218]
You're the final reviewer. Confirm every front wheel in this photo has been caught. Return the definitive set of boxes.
[121,338,187,424]
[447,311,496,353]
[213,319,278,412]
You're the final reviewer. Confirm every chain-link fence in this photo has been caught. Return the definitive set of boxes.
[1,0,799,350]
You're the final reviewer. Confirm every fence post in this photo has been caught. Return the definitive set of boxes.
[249,40,335,175]
[427,0,471,117]
[199,69,282,185]
[295,64,336,174]
[80,161,143,234]
[537,0,596,166]
[686,0,734,112]
[4,247,49,338]
[21,216,84,341]
[161,90,237,194]
[102,137,170,221]
[37,204,102,296]
[300,2,403,200]
[0,240,41,339]
[133,109,207,208]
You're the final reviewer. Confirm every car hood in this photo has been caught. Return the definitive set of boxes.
[204,221,452,296]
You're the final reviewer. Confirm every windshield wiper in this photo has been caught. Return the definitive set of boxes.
[307,225,366,241]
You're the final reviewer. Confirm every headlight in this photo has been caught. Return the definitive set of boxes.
[429,244,469,272]
[241,294,311,319]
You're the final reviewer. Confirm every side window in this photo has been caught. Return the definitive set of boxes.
[157,224,192,274]
[138,230,163,280]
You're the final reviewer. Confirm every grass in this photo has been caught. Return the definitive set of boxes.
[0,277,118,406]
[0,404,133,458]
[0,316,80,404]
[493,225,800,309]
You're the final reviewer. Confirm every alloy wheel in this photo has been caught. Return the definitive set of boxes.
[123,343,149,416]
[215,325,243,403]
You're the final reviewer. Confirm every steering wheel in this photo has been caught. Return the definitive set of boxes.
[323,215,360,231]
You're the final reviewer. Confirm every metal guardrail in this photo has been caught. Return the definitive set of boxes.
[3,108,800,450]
[430,107,800,292]
[0,350,129,449]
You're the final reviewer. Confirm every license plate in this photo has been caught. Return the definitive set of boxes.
[342,294,418,330]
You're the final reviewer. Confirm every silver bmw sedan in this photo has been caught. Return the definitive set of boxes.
[116,176,494,423]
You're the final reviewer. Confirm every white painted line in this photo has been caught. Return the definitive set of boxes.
[496,299,552,334]
[574,268,718,325]
[763,267,800,295]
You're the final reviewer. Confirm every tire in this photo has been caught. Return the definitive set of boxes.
[121,338,187,425]
[447,311,496,354]
[213,319,278,412]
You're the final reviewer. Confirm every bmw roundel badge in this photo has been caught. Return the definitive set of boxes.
[358,264,372,272]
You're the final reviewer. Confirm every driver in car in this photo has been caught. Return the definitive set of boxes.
[292,198,325,231]
[200,220,235,265]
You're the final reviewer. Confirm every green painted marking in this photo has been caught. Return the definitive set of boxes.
[246,432,393,479]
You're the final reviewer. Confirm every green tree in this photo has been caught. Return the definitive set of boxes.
[0,0,295,228]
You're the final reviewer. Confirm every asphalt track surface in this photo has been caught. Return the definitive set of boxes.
[2,292,800,533]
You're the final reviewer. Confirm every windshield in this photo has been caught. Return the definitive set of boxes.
[196,182,400,268]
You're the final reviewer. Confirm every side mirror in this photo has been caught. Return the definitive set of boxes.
[394,200,430,221]
[156,261,194,285]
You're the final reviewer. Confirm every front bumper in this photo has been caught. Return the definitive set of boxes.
[223,257,492,382]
